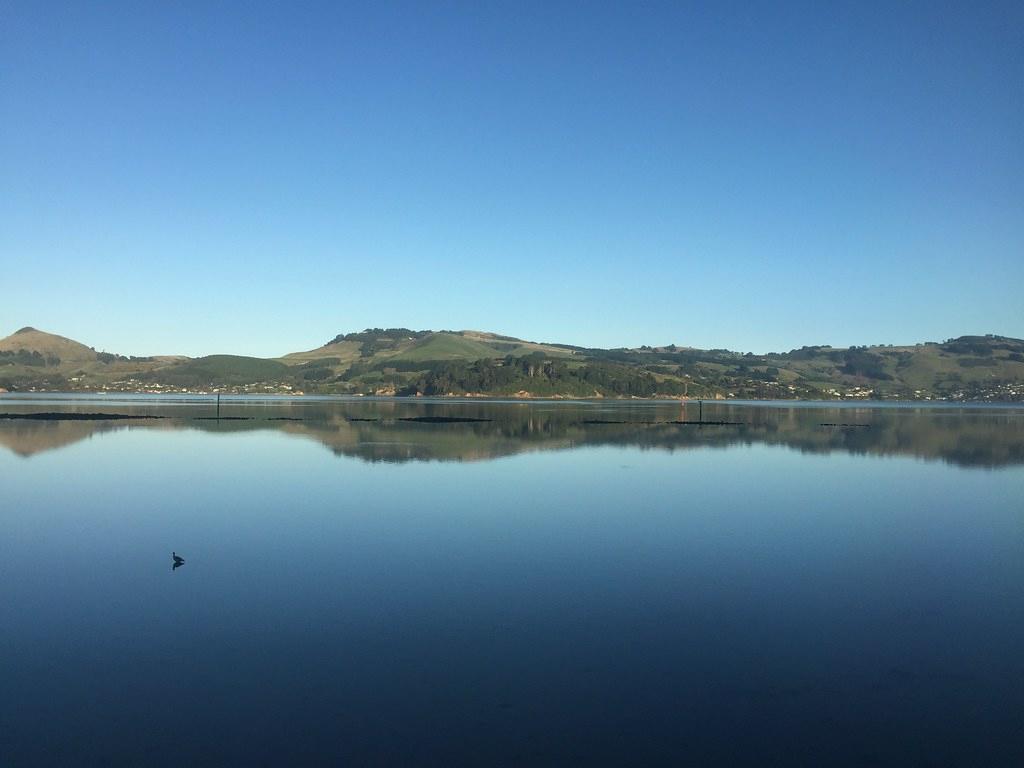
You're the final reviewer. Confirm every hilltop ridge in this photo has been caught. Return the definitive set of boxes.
[2,326,1023,401]
[0,327,100,365]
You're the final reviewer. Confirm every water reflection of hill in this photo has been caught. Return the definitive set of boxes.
[1,400,1022,468]
[0,419,130,457]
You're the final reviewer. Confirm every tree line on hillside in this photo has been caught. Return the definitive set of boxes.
[326,328,432,345]
[0,349,61,367]
[378,354,688,397]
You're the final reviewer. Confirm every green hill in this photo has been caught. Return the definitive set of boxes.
[0,327,99,365]
[389,333,504,362]
[2,326,1022,400]
[138,355,291,388]
[0,326,171,390]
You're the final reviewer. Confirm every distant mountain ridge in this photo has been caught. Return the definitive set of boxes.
[2,326,1023,401]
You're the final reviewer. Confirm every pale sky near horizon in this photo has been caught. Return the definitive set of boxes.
[2,1,1022,358]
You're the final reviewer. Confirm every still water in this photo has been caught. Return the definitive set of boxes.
[1,395,1022,766]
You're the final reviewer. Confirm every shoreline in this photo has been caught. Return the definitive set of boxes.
[1,391,1022,406]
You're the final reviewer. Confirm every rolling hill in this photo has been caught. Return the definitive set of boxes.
[0,326,99,365]
[281,328,570,364]
[2,326,1022,401]
[136,355,291,388]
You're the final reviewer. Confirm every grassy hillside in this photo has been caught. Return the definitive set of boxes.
[275,329,578,393]
[0,327,99,364]
[2,326,1022,400]
[282,329,571,364]
[137,355,291,388]
[389,333,503,362]
[280,340,364,364]
[0,327,173,391]
[768,336,1024,398]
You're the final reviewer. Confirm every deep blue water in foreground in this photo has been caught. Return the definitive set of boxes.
[1,397,1022,766]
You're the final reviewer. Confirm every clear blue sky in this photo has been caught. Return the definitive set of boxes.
[2,1,1021,357]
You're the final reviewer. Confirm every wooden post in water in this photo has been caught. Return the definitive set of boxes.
[699,399,703,423]
[217,393,221,420]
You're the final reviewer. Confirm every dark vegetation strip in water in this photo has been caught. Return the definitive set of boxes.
[0,413,302,422]
[398,416,493,423]
[672,420,746,425]
[820,423,872,427]
[0,413,748,426]
[582,419,746,426]
[0,412,167,421]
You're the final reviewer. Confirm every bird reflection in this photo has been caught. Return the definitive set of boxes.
[172,551,185,570]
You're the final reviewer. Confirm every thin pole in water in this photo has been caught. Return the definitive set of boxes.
[217,393,220,420]
[699,399,703,423]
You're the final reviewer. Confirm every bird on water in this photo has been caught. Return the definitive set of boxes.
[172,551,185,566]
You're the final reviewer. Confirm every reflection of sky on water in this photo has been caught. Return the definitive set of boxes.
[2,397,1023,467]
[1,401,1023,764]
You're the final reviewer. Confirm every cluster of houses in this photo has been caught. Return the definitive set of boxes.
[50,378,305,396]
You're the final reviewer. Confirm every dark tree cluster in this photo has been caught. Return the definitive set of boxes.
[833,349,893,380]
[326,328,431,346]
[391,353,686,397]
[942,339,993,356]
[0,349,60,367]
[780,345,833,360]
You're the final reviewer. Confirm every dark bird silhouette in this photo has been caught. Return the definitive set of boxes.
[172,551,185,569]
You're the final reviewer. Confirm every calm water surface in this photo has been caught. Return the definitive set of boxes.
[1,396,1022,765]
